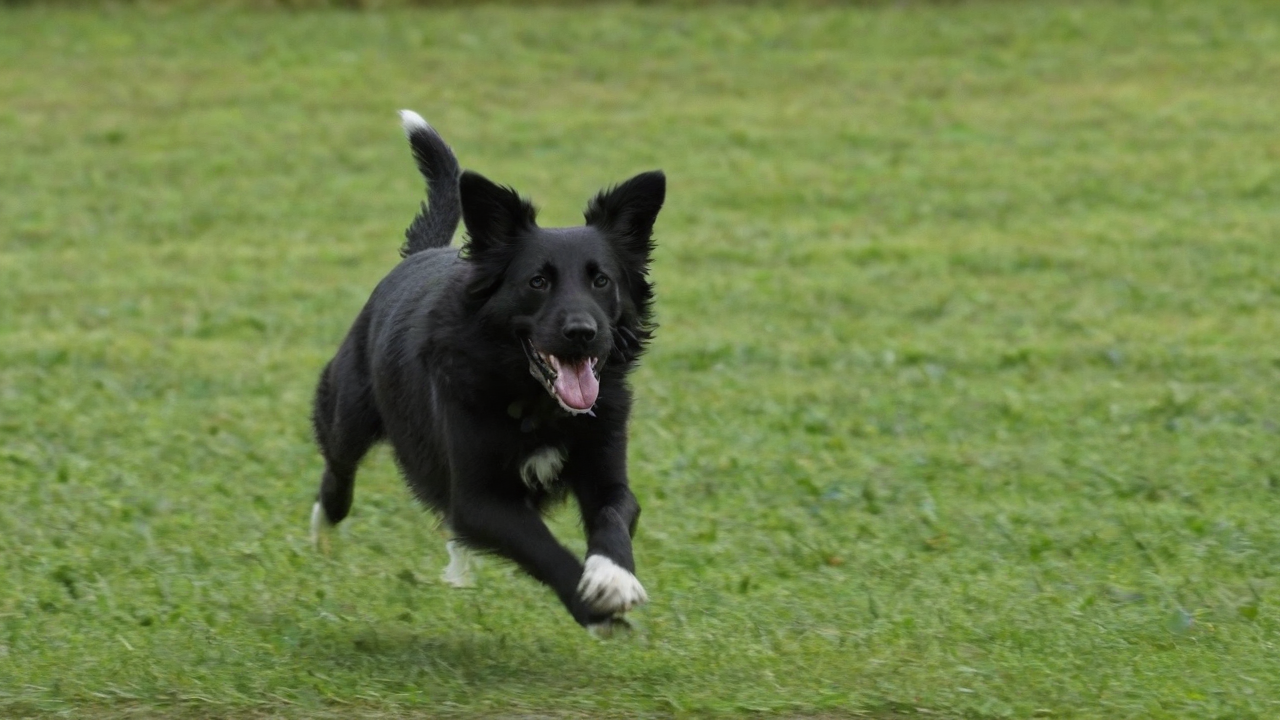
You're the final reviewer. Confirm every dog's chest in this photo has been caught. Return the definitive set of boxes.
[519,446,566,490]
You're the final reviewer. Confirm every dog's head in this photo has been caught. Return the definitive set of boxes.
[460,169,665,414]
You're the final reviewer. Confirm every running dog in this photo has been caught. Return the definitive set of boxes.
[310,110,664,632]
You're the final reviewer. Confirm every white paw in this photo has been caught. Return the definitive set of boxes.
[310,502,333,551]
[441,540,476,588]
[578,555,647,615]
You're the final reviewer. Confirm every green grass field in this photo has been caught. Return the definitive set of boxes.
[3,1,1280,717]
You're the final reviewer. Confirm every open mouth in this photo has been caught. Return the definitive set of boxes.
[521,338,601,414]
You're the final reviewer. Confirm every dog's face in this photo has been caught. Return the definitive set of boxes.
[460,170,665,414]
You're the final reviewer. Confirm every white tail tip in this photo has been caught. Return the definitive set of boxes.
[398,109,431,135]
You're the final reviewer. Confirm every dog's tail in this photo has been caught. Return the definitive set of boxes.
[398,110,462,257]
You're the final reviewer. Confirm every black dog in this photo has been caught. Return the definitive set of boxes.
[310,110,664,632]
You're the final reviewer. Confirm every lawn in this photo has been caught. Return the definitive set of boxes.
[2,0,1280,717]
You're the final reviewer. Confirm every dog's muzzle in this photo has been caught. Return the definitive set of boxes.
[521,337,601,414]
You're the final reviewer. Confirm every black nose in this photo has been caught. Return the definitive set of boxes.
[563,315,598,343]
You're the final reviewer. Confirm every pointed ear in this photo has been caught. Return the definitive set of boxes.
[459,170,538,257]
[584,170,665,263]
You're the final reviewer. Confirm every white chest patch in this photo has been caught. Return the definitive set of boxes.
[520,446,566,490]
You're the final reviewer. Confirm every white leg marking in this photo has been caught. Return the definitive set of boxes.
[398,109,432,135]
[441,540,476,588]
[578,555,648,615]
[310,501,333,550]
[520,446,565,490]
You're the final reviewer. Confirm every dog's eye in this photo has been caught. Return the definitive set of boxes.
[529,276,548,290]
[592,274,610,289]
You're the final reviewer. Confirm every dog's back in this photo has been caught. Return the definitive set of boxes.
[310,112,464,528]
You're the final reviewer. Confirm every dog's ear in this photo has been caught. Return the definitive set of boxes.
[584,170,666,265]
[587,172,664,363]
[459,170,538,257]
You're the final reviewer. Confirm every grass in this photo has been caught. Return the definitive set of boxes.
[3,0,1280,717]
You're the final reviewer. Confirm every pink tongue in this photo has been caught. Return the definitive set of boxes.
[553,358,599,410]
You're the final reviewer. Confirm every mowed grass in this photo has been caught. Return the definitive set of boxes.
[2,1,1280,717]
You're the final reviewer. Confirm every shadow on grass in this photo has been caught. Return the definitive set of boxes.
[272,617,602,688]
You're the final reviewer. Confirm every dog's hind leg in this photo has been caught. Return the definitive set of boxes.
[440,538,477,588]
[310,355,382,548]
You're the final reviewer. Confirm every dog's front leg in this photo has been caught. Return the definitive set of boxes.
[442,410,616,626]
[564,438,648,622]
[448,494,618,626]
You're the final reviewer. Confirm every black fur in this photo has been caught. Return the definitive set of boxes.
[311,114,665,628]
[400,119,462,256]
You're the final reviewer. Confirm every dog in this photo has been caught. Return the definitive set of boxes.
[309,110,665,632]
